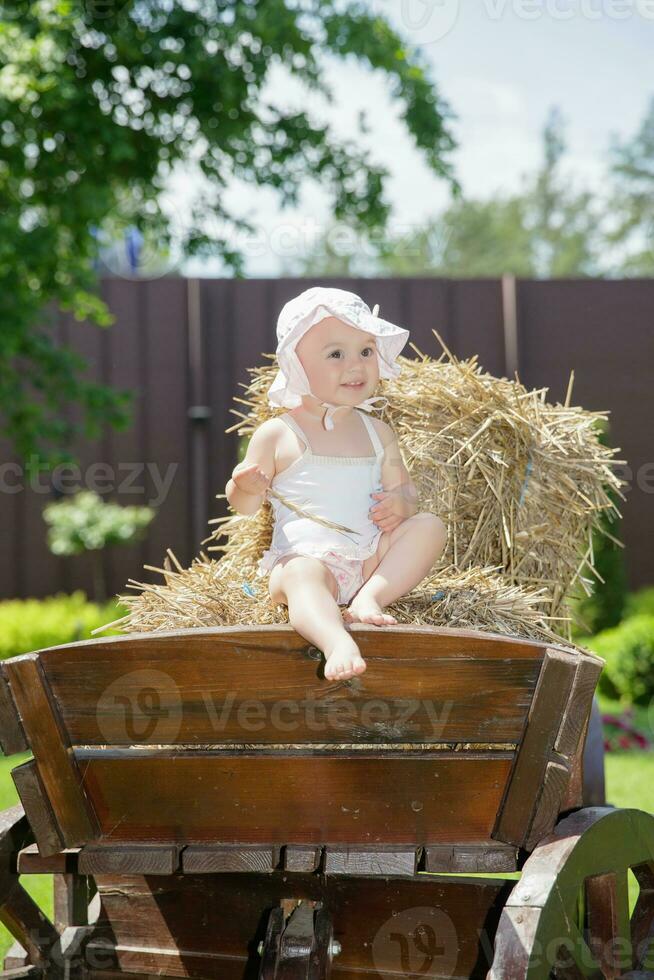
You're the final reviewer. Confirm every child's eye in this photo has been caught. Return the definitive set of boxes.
[328,347,374,358]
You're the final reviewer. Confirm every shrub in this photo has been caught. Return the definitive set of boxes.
[584,614,654,706]
[577,630,621,700]
[0,592,126,660]
[43,490,155,601]
[570,421,627,638]
[624,587,654,619]
[43,491,154,555]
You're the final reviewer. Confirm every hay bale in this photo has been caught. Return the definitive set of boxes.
[96,334,623,646]
[101,549,562,644]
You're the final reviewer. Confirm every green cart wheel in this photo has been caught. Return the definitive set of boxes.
[489,807,654,979]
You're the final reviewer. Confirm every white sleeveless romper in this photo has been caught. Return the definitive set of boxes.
[257,409,386,605]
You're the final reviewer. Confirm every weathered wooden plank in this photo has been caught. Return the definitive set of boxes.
[283,846,322,873]
[560,719,586,812]
[17,844,78,875]
[585,870,631,976]
[11,762,64,858]
[493,648,577,847]
[524,760,570,851]
[0,666,28,755]
[4,655,97,846]
[41,623,550,663]
[54,873,90,930]
[424,842,518,874]
[555,655,603,758]
[77,752,514,845]
[182,845,276,874]
[39,652,540,746]
[39,626,549,745]
[78,845,181,876]
[324,848,417,876]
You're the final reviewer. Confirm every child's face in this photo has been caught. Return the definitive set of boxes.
[296,316,380,407]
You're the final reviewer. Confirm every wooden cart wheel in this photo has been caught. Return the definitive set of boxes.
[489,807,654,979]
[258,900,335,980]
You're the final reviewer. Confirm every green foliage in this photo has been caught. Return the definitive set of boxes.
[43,489,154,555]
[624,587,654,619]
[43,489,154,599]
[607,94,654,275]
[583,627,622,700]
[290,105,602,277]
[527,106,601,277]
[0,591,126,660]
[570,421,627,637]
[585,615,654,706]
[386,195,535,277]
[0,1,457,472]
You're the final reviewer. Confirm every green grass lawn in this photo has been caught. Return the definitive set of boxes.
[0,747,652,963]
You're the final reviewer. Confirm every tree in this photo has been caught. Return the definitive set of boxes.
[0,0,458,474]
[291,105,602,278]
[379,195,534,276]
[606,94,654,275]
[527,106,601,278]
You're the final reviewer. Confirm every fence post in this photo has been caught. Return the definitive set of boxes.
[187,278,211,551]
[501,273,519,380]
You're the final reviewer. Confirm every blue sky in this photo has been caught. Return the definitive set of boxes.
[176,1,653,276]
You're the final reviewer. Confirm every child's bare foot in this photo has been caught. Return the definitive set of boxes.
[343,596,397,626]
[324,637,367,680]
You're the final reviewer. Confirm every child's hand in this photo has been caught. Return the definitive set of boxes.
[369,485,418,532]
[232,463,271,497]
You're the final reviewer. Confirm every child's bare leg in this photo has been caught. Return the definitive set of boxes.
[270,555,367,680]
[345,513,447,626]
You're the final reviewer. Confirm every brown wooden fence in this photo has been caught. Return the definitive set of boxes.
[1,276,652,601]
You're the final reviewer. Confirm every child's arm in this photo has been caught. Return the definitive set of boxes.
[225,421,278,516]
[370,426,418,532]
[380,430,417,499]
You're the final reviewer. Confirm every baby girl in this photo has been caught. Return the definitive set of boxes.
[226,286,446,681]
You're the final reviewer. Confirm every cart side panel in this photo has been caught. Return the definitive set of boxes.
[85,871,514,980]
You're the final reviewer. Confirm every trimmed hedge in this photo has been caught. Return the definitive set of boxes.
[624,587,654,620]
[584,613,654,706]
[0,592,126,660]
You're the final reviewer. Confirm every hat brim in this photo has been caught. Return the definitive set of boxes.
[281,306,408,374]
[268,301,410,408]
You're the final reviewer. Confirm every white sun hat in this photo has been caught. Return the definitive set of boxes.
[267,285,410,430]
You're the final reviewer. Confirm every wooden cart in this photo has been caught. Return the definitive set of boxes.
[0,625,652,979]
